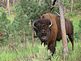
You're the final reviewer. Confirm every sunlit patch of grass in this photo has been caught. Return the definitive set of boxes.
[7,13,16,24]
[65,14,81,34]
[67,41,81,61]
[0,51,17,61]
[71,15,80,33]
[0,48,17,61]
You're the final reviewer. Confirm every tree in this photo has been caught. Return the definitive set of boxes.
[12,0,15,6]
[7,0,10,15]
[71,0,74,12]
[52,0,57,5]
[57,0,68,60]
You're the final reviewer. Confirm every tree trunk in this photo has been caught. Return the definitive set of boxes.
[71,0,74,12]
[7,0,10,15]
[57,0,68,59]
[32,28,35,47]
[13,0,15,6]
[31,20,35,47]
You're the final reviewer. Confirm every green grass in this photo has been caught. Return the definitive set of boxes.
[70,15,81,33]
[0,41,81,61]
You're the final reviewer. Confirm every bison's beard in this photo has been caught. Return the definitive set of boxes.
[41,36,47,41]
[40,36,48,45]
[39,31,50,43]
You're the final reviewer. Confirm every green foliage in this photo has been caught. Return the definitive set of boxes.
[78,19,81,39]
[73,0,81,10]
[62,0,71,9]
[79,20,81,29]
[61,0,81,13]
[66,12,77,17]
[70,15,80,41]
[0,7,10,45]
[20,0,50,20]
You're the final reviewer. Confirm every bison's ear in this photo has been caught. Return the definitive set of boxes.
[40,15,45,19]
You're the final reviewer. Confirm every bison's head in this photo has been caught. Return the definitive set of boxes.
[33,19,52,43]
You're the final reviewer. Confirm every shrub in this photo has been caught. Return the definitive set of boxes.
[0,7,10,45]
[20,0,51,20]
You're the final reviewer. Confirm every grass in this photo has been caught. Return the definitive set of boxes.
[0,40,81,61]
[71,15,81,33]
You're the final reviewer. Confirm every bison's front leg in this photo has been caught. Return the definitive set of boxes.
[48,41,56,56]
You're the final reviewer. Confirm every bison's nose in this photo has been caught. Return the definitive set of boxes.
[42,30,45,33]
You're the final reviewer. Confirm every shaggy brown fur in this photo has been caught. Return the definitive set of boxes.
[40,13,74,55]
[33,13,74,56]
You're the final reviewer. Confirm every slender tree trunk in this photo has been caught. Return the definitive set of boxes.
[30,20,35,47]
[24,30,27,48]
[38,0,42,6]
[13,0,15,6]
[2,0,4,2]
[7,0,10,15]
[32,28,35,47]
[71,0,74,12]
[57,0,68,60]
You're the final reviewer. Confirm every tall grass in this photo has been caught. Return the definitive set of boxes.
[0,40,81,61]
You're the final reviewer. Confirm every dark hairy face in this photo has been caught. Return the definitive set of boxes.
[33,19,52,43]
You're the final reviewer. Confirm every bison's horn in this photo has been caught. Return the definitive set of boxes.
[49,21,52,28]
[32,20,37,29]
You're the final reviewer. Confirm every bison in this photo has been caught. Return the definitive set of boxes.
[33,13,74,56]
